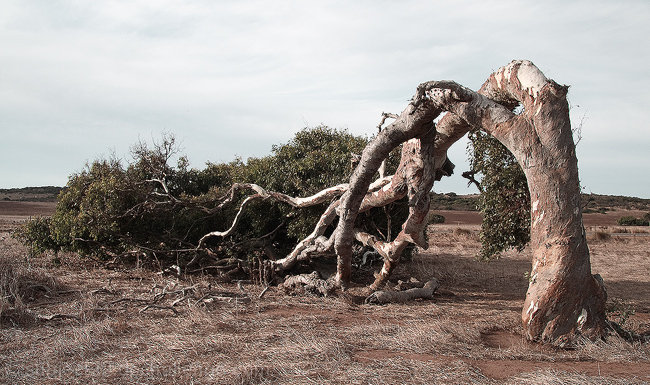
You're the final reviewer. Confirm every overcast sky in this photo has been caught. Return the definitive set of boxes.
[1,0,649,198]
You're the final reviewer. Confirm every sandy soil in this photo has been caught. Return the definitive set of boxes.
[436,208,649,228]
[1,202,649,384]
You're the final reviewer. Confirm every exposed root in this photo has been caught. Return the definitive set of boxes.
[365,278,439,304]
[281,271,336,297]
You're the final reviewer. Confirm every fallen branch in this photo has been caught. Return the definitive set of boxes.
[139,304,179,315]
[281,271,336,297]
[36,313,80,322]
[258,286,270,299]
[365,278,439,304]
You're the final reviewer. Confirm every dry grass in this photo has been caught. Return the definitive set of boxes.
[507,369,639,385]
[1,214,649,384]
[0,250,68,327]
[591,231,612,242]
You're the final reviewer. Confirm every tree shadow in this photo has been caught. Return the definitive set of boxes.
[397,251,532,302]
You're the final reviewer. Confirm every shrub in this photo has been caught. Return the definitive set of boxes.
[12,216,58,256]
[617,216,649,226]
[467,130,530,260]
[14,127,406,268]
[428,213,446,224]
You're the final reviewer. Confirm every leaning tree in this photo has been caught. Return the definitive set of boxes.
[18,60,607,346]
[222,60,606,346]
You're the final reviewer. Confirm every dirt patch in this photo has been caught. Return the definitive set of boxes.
[355,349,650,381]
[583,209,649,227]
[434,210,483,225]
[475,358,650,381]
[0,201,56,218]
[2,207,650,384]
[481,329,533,350]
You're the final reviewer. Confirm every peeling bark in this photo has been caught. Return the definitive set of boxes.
[424,60,607,345]
[198,59,606,346]
[324,59,605,345]
[281,271,336,296]
[365,278,439,304]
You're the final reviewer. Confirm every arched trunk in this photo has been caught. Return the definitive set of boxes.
[482,62,608,345]
[331,60,607,345]
[201,59,607,346]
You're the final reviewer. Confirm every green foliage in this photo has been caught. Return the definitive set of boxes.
[607,298,636,328]
[617,216,650,226]
[14,127,405,266]
[12,216,58,256]
[236,126,371,241]
[467,130,530,260]
[427,213,446,224]
[429,192,478,211]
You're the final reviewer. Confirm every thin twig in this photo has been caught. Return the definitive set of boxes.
[139,304,179,315]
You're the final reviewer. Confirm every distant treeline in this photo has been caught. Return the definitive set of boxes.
[581,194,650,212]
[429,192,650,212]
[0,186,63,202]
[2,186,649,211]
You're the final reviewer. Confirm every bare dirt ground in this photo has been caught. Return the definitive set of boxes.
[1,202,649,384]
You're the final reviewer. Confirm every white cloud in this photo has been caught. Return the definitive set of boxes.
[0,0,648,197]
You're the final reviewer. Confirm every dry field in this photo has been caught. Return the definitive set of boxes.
[1,202,649,384]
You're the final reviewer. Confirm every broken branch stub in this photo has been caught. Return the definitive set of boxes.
[193,59,606,347]
[327,59,605,345]
[365,279,440,305]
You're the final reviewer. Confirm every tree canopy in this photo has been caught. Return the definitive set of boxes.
[14,60,608,346]
[15,126,405,275]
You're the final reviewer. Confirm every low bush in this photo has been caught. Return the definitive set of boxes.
[593,231,612,242]
[617,216,649,226]
[428,213,446,224]
[13,127,406,270]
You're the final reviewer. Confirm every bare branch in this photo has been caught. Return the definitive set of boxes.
[461,170,483,192]
[197,194,261,247]
[365,278,439,304]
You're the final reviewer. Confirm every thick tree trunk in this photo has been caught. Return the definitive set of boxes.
[333,99,442,287]
[201,60,606,346]
[431,60,608,345]
[482,61,608,345]
[327,60,606,345]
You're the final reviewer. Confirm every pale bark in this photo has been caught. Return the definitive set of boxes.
[198,60,606,346]
[365,278,439,304]
[333,94,443,287]
[422,60,606,345]
[326,59,605,345]
[281,271,336,296]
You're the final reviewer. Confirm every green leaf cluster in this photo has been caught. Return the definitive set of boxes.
[467,130,531,260]
[617,215,650,226]
[14,127,405,264]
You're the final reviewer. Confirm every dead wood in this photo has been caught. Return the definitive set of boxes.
[118,59,606,346]
[139,304,179,315]
[281,271,336,297]
[258,286,270,299]
[365,278,439,305]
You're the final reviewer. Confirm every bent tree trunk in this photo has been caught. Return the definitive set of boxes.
[480,61,607,345]
[200,60,606,346]
[330,60,606,345]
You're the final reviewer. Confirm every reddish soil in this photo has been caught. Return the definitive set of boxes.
[0,201,643,228]
[354,348,650,381]
[435,209,483,225]
[0,201,56,217]
[2,201,649,383]
[435,208,648,227]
